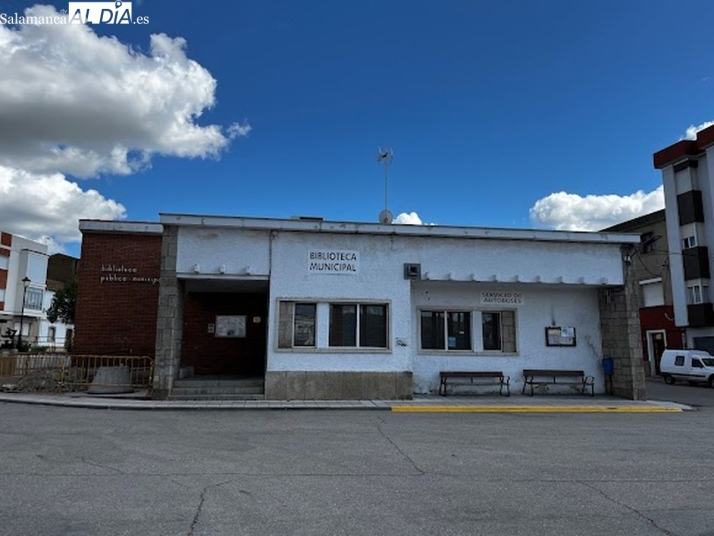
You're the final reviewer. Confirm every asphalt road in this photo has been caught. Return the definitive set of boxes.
[646,377,714,409]
[0,392,713,536]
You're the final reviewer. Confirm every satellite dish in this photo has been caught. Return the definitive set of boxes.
[379,209,393,225]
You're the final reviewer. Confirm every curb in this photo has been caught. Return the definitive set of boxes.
[0,395,689,412]
[391,405,683,413]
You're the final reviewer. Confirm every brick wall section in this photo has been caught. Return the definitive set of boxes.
[182,292,267,376]
[74,232,162,357]
[0,232,11,247]
[599,256,647,400]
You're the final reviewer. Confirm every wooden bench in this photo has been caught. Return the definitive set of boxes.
[439,371,510,397]
[522,369,595,396]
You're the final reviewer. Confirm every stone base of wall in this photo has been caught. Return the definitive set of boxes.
[265,371,413,400]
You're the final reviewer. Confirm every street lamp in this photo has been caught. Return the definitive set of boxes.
[17,276,31,351]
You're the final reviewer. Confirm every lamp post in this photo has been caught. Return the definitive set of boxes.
[17,277,31,351]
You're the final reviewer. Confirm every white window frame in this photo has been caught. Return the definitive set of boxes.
[277,301,317,349]
[276,299,390,352]
[419,309,473,351]
[682,235,697,249]
[481,309,518,353]
[687,283,709,305]
[24,287,43,311]
[328,302,389,349]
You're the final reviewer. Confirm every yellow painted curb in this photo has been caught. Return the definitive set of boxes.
[391,405,682,413]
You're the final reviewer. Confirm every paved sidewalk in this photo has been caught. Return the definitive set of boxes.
[0,391,691,412]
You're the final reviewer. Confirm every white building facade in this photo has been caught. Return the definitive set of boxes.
[0,232,49,348]
[148,214,644,400]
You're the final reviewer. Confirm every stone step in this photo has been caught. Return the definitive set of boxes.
[171,386,264,396]
[169,393,266,401]
[173,379,264,389]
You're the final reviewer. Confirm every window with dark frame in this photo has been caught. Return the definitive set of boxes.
[482,312,501,350]
[329,303,388,348]
[420,310,472,351]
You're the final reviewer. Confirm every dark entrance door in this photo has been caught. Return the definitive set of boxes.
[182,288,268,377]
[651,332,666,375]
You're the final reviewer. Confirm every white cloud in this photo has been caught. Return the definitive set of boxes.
[393,212,423,225]
[0,166,126,244]
[0,5,247,178]
[529,187,664,231]
[227,121,253,139]
[684,120,714,140]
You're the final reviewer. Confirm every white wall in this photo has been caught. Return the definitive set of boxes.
[177,227,270,276]
[252,230,620,393]
[410,282,604,394]
[663,165,689,327]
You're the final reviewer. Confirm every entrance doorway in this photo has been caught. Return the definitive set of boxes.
[647,330,667,375]
[181,279,269,378]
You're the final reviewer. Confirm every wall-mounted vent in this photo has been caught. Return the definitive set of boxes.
[404,263,421,280]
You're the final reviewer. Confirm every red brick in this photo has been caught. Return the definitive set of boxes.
[74,232,162,357]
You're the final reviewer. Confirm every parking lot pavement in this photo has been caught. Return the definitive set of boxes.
[646,378,714,409]
[0,401,712,535]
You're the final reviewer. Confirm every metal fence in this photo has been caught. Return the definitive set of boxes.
[0,353,153,394]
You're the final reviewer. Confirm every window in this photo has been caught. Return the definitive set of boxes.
[329,303,387,348]
[0,255,7,270]
[682,235,697,249]
[278,302,316,348]
[420,311,471,350]
[24,288,43,310]
[692,359,703,368]
[640,279,664,307]
[674,356,685,366]
[48,327,56,342]
[0,288,4,302]
[687,284,709,305]
[482,311,517,352]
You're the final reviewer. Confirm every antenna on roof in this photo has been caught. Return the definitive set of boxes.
[376,147,394,224]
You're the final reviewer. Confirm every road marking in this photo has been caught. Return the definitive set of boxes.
[391,406,682,413]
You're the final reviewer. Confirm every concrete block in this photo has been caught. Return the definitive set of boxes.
[341,372,362,400]
[286,371,306,400]
[360,372,380,399]
[303,372,323,400]
[265,371,287,400]
[395,372,414,399]
[377,373,397,399]
[323,373,343,399]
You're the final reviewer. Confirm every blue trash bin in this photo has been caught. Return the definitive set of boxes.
[602,357,614,376]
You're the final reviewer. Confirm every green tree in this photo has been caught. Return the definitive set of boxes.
[47,278,77,324]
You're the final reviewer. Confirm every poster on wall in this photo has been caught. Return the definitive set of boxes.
[545,326,577,347]
[215,316,247,338]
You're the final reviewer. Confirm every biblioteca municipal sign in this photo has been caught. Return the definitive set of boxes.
[308,250,360,274]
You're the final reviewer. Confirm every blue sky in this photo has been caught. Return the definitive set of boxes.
[0,0,712,255]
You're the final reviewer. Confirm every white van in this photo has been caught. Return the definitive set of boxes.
[660,349,714,387]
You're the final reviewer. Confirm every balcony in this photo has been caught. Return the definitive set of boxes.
[677,190,704,225]
[687,303,714,327]
[683,246,711,280]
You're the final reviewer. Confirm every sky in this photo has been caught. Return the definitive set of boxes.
[0,0,712,256]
